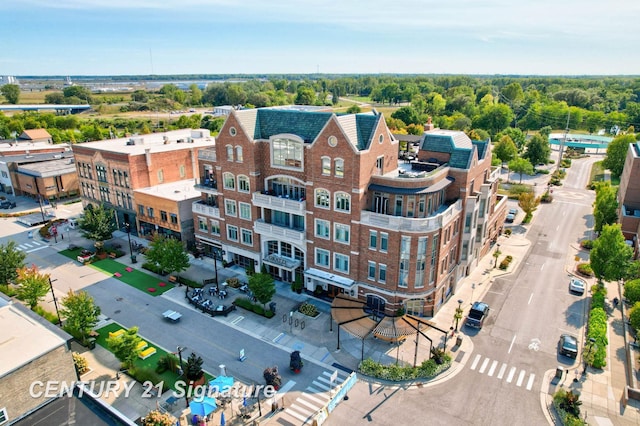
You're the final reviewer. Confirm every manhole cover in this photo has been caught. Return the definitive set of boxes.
[114,310,121,314]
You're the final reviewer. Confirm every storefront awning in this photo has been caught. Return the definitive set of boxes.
[305,268,355,288]
[263,254,300,271]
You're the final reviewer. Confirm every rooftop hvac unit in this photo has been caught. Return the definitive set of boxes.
[177,139,184,143]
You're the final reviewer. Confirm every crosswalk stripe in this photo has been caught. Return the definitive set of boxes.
[312,380,330,391]
[478,358,490,374]
[487,360,498,377]
[302,392,325,405]
[284,406,308,422]
[497,363,507,379]
[506,367,516,383]
[297,398,320,411]
[516,370,526,387]
[526,374,535,391]
[470,354,481,370]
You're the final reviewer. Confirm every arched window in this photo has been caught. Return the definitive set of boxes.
[335,192,350,213]
[223,172,235,190]
[226,145,234,161]
[334,158,344,177]
[315,189,330,208]
[237,175,250,193]
[235,146,243,162]
[321,156,331,175]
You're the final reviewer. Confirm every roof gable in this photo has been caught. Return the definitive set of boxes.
[19,129,52,140]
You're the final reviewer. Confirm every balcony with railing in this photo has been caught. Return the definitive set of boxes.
[254,219,306,244]
[360,199,462,233]
[198,149,217,162]
[192,200,220,218]
[252,191,306,214]
[195,175,218,193]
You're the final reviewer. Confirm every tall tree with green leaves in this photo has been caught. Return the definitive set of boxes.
[78,204,116,252]
[494,135,518,165]
[61,290,101,344]
[603,134,635,178]
[590,224,633,284]
[0,241,27,287]
[524,134,551,165]
[0,84,20,104]
[508,157,534,183]
[518,192,540,219]
[15,265,51,310]
[593,182,618,233]
[475,103,514,136]
[144,234,190,276]
[107,326,143,370]
[248,271,276,311]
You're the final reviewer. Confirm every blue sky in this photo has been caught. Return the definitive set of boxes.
[2,0,639,76]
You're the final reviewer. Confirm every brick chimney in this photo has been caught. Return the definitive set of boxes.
[424,116,435,131]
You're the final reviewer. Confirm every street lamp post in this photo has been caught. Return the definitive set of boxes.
[176,346,188,407]
[48,277,62,326]
[455,299,464,332]
[494,243,501,269]
[124,223,136,264]
[213,247,221,293]
[582,337,597,375]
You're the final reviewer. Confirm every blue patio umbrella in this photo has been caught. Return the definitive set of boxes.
[220,411,226,426]
[189,396,217,417]
[209,375,235,393]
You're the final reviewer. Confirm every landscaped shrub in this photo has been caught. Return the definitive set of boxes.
[225,277,241,288]
[142,262,163,275]
[299,302,319,317]
[553,389,585,426]
[33,306,60,324]
[499,259,510,270]
[507,184,534,200]
[131,366,163,387]
[505,255,513,262]
[234,297,274,318]
[580,239,594,249]
[624,279,640,305]
[577,263,593,277]
[73,352,89,375]
[587,307,608,368]
[359,355,452,381]
[253,305,265,315]
[504,229,512,236]
[536,169,551,175]
[142,410,177,426]
[177,276,201,288]
[590,288,606,310]
[155,354,180,374]
[629,303,640,334]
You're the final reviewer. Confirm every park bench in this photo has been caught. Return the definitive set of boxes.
[139,347,157,360]
[168,276,177,284]
[109,329,125,339]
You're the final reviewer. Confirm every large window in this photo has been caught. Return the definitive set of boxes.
[315,189,330,208]
[335,192,350,213]
[335,159,344,177]
[272,137,303,169]
[368,261,376,280]
[223,173,235,190]
[96,164,107,182]
[210,220,220,235]
[334,253,349,273]
[198,217,208,232]
[369,230,377,249]
[224,200,237,216]
[379,264,387,283]
[238,175,250,193]
[227,225,238,241]
[334,223,350,244]
[241,228,253,245]
[380,232,388,252]
[315,248,330,267]
[315,219,330,239]
[226,145,234,161]
[321,157,331,175]
[235,146,243,162]
[239,202,251,220]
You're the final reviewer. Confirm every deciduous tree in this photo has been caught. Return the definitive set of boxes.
[248,271,276,311]
[0,241,26,287]
[144,234,190,277]
[494,135,518,164]
[590,224,633,284]
[508,157,534,183]
[0,84,20,104]
[15,265,50,310]
[518,192,540,219]
[78,203,116,252]
[107,326,142,370]
[524,134,551,165]
[593,182,618,233]
[61,290,101,344]
[603,134,635,178]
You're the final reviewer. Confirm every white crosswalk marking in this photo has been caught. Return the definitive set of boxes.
[282,369,349,424]
[487,360,498,377]
[470,354,481,370]
[497,363,507,379]
[467,354,536,392]
[478,358,490,373]
[526,374,535,390]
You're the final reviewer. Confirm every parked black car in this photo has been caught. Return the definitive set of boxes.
[465,301,490,329]
[0,200,16,209]
[558,334,578,358]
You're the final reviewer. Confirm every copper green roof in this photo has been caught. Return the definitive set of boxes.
[420,130,489,169]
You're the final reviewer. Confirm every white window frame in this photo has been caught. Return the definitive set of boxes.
[315,188,330,209]
[379,264,387,283]
[223,172,235,190]
[368,261,376,280]
[241,228,253,245]
[198,217,208,232]
[226,144,234,161]
[315,218,330,239]
[224,199,237,217]
[0,407,7,425]
[334,192,350,213]
[333,252,350,274]
[321,156,331,175]
[380,232,388,252]
[238,175,250,193]
[315,248,330,268]
[335,158,344,177]
[239,202,252,220]
[235,145,243,162]
[210,219,220,236]
[334,223,350,244]
[227,225,239,241]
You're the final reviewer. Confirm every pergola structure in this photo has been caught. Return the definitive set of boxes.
[330,294,450,365]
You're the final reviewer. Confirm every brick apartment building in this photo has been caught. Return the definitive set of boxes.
[618,141,640,258]
[193,108,507,317]
[71,129,215,239]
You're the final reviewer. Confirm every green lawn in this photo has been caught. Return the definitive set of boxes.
[59,248,174,296]
[589,161,620,187]
[95,323,213,392]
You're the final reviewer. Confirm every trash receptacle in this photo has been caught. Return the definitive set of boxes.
[456,336,463,347]
[131,255,137,264]
[87,338,96,350]
[555,366,564,379]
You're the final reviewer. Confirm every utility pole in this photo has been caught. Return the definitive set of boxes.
[557,110,571,171]
[48,277,62,326]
